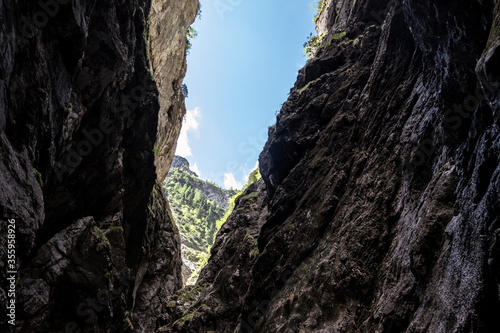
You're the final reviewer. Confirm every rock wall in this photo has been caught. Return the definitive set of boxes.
[151,0,199,182]
[163,0,500,332]
[157,180,269,332]
[0,0,195,331]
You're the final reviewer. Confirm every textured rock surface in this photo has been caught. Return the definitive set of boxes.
[150,0,199,182]
[170,155,192,171]
[162,0,500,332]
[1,0,499,332]
[0,0,194,331]
[157,180,269,332]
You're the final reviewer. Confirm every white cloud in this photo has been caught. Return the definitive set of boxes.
[252,160,259,171]
[191,163,201,177]
[224,172,243,190]
[241,160,259,184]
[175,107,201,157]
[242,172,250,185]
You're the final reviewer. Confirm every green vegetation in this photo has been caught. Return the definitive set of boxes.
[241,192,258,201]
[153,146,161,156]
[332,31,347,39]
[246,168,261,187]
[297,81,312,94]
[187,26,198,39]
[244,234,259,259]
[181,83,189,98]
[304,1,347,60]
[92,226,111,251]
[170,283,209,328]
[33,168,43,186]
[303,33,314,55]
[303,30,347,60]
[313,0,325,24]
[186,26,198,54]
[164,165,237,282]
[215,191,241,230]
[165,167,227,248]
[175,312,195,328]
[216,167,261,229]
[249,246,259,259]
[303,33,326,59]
[177,284,201,303]
[164,162,262,283]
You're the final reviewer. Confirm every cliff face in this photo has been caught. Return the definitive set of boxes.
[157,180,268,332]
[163,0,500,332]
[0,0,195,332]
[150,1,198,182]
[170,155,192,170]
[2,0,500,332]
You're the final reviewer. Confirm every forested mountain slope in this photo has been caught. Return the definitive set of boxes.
[163,156,237,283]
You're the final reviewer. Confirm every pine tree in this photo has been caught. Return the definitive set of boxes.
[193,189,202,206]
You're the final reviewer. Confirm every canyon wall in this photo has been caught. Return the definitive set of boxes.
[150,1,198,182]
[0,0,196,331]
[163,0,500,332]
[1,0,499,332]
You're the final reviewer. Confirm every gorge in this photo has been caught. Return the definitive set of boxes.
[1,0,500,332]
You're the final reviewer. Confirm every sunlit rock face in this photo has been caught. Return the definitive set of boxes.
[0,0,195,331]
[159,0,500,332]
[151,0,199,182]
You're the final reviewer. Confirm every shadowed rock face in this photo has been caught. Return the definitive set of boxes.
[156,180,269,332]
[0,0,195,332]
[1,0,499,332]
[161,0,500,332]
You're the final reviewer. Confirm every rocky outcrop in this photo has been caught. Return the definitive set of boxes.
[170,155,191,171]
[150,0,199,182]
[162,0,500,332]
[0,0,195,332]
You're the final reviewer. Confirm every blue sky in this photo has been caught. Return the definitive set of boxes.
[175,0,318,189]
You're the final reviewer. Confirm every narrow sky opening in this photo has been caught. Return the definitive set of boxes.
[176,0,318,189]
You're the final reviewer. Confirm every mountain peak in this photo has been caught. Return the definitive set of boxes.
[171,155,191,170]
